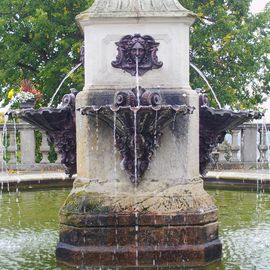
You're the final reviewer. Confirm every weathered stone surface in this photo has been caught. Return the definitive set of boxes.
[61,182,216,215]
[60,210,218,228]
[76,0,194,19]
[56,234,221,268]
[57,0,222,267]
[59,222,218,246]
[57,180,220,267]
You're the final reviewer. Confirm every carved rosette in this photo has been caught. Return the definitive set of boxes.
[111,34,163,76]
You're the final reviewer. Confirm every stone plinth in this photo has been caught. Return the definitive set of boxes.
[56,0,222,267]
[57,181,221,268]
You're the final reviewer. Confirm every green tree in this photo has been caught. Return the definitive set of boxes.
[0,0,269,109]
[181,0,270,109]
[0,0,93,105]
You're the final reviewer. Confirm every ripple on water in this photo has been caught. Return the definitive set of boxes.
[0,188,270,269]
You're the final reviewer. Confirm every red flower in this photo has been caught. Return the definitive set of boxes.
[20,80,43,101]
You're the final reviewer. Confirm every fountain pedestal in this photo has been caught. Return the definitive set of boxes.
[56,0,222,267]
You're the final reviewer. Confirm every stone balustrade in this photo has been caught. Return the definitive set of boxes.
[0,121,64,172]
[1,121,268,172]
[212,123,270,169]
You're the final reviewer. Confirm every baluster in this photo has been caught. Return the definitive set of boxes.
[7,131,17,164]
[20,122,35,165]
[217,143,227,162]
[241,124,258,163]
[40,131,50,163]
[258,127,268,162]
[55,147,62,163]
[230,129,240,162]
[0,131,3,164]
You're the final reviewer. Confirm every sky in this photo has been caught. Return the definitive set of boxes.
[250,0,269,13]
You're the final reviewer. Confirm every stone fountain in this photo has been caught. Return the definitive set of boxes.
[8,0,262,268]
[57,0,220,268]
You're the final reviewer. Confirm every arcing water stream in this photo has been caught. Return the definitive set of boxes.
[190,62,222,109]
[47,62,82,107]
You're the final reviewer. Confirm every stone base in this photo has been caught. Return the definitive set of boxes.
[56,211,222,268]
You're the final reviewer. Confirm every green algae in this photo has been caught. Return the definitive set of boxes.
[61,191,110,214]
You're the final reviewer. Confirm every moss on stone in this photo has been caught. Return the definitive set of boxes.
[61,191,110,214]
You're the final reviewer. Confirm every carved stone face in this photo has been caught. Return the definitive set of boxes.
[112,34,163,76]
[130,42,145,64]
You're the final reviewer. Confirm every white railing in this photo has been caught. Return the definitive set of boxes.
[0,121,64,171]
[212,123,270,168]
[1,121,268,172]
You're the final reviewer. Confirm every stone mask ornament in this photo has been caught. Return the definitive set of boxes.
[111,34,163,76]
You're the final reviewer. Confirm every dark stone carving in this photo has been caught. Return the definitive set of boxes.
[198,89,263,176]
[80,88,194,185]
[111,34,163,76]
[47,130,76,177]
[8,90,77,177]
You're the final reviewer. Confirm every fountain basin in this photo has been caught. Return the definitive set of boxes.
[8,91,77,177]
[199,92,263,175]
[79,100,194,183]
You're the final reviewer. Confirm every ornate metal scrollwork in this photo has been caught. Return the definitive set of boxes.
[111,34,163,76]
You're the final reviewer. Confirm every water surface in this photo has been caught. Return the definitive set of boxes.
[0,188,269,269]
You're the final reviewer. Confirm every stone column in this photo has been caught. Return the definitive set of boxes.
[258,127,268,163]
[40,131,50,163]
[0,131,3,164]
[217,143,227,162]
[231,129,240,162]
[20,122,36,165]
[241,124,258,163]
[55,147,62,163]
[7,131,17,164]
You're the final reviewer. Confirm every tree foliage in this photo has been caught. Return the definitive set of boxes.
[0,0,93,105]
[0,0,269,109]
[181,0,270,109]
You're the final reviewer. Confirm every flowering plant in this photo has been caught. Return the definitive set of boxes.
[7,80,43,107]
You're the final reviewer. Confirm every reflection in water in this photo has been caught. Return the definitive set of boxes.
[0,188,270,269]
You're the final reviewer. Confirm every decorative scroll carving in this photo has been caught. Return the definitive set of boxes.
[8,90,77,177]
[198,89,262,176]
[114,87,162,107]
[47,130,76,177]
[80,88,194,185]
[111,34,163,76]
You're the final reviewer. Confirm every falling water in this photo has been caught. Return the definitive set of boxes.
[47,62,82,107]
[172,111,177,131]
[95,111,99,152]
[133,56,141,185]
[1,115,8,174]
[134,111,138,185]
[113,112,117,175]
[256,119,260,193]
[190,62,222,109]
[135,211,139,266]
[13,119,19,174]
[154,111,158,146]
[135,57,140,106]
